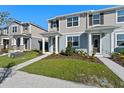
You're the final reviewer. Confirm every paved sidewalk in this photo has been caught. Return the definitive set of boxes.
[12,54,49,70]
[0,53,8,57]
[0,71,95,88]
[97,57,124,81]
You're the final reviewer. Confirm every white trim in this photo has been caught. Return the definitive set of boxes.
[66,35,80,48]
[115,32,124,47]
[11,25,18,33]
[116,9,124,24]
[29,24,32,34]
[55,35,59,54]
[88,33,92,56]
[66,16,80,28]
[62,32,84,35]
[111,31,115,53]
[29,38,32,50]
[58,19,60,32]
[42,37,45,54]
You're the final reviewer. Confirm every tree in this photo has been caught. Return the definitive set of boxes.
[0,11,13,51]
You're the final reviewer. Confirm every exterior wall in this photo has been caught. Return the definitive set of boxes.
[48,22,58,32]
[80,33,88,52]
[59,35,66,52]
[102,32,111,57]
[59,14,86,34]
[31,37,41,50]
[31,24,46,38]
[9,22,22,35]
[58,33,88,53]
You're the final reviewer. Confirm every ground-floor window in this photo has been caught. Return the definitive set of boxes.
[67,36,80,47]
[117,34,124,46]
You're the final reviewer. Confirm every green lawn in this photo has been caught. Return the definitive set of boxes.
[0,51,39,68]
[21,56,124,87]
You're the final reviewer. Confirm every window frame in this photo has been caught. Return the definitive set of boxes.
[66,16,79,28]
[92,13,101,26]
[116,9,124,23]
[115,32,124,47]
[66,35,80,48]
[51,20,58,28]
[12,26,17,33]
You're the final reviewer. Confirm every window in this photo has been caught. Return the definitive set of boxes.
[117,34,124,46]
[12,26,17,33]
[93,14,100,25]
[117,10,124,22]
[67,36,79,47]
[23,26,28,30]
[67,16,79,27]
[51,21,57,28]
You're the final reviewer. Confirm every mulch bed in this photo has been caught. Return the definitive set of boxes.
[45,54,103,64]
[110,58,124,67]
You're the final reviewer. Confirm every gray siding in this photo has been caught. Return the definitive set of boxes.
[59,35,66,52]
[102,33,111,56]
[31,37,41,50]
[80,33,88,52]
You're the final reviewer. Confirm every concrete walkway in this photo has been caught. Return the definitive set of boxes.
[97,57,124,81]
[0,53,8,57]
[12,54,49,70]
[0,71,95,88]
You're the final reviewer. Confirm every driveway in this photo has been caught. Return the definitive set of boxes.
[0,71,95,88]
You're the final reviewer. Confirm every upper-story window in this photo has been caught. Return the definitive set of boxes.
[89,13,104,26]
[117,34,124,46]
[93,14,100,25]
[51,20,58,28]
[12,26,17,33]
[23,26,28,30]
[67,16,79,27]
[117,10,124,23]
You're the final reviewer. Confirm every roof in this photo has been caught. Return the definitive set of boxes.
[41,31,62,37]
[86,25,120,31]
[48,5,124,21]
[11,20,47,32]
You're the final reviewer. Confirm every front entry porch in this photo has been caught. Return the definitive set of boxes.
[41,32,62,54]
[87,25,119,57]
[12,34,31,51]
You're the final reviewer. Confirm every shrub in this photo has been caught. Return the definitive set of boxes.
[78,50,87,56]
[119,50,124,55]
[32,49,42,55]
[5,62,16,68]
[65,42,75,56]
[1,48,9,53]
[60,49,65,55]
[111,52,120,60]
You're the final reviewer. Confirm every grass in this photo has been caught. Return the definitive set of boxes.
[21,55,124,88]
[0,51,40,68]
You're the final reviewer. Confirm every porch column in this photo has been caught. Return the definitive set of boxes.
[20,37,24,50]
[55,35,58,54]
[42,37,45,54]
[20,37,24,45]
[88,33,92,56]
[29,38,32,50]
[111,32,114,53]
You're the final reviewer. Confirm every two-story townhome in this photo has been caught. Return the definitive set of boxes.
[0,20,47,51]
[41,6,124,57]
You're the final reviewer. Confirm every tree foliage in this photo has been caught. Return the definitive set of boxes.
[0,11,13,27]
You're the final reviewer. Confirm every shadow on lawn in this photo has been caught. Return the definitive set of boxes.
[0,62,15,84]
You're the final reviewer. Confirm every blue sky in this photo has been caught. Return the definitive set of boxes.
[0,5,116,30]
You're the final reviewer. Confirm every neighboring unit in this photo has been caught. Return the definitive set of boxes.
[0,20,48,51]
[41,6,124,57]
